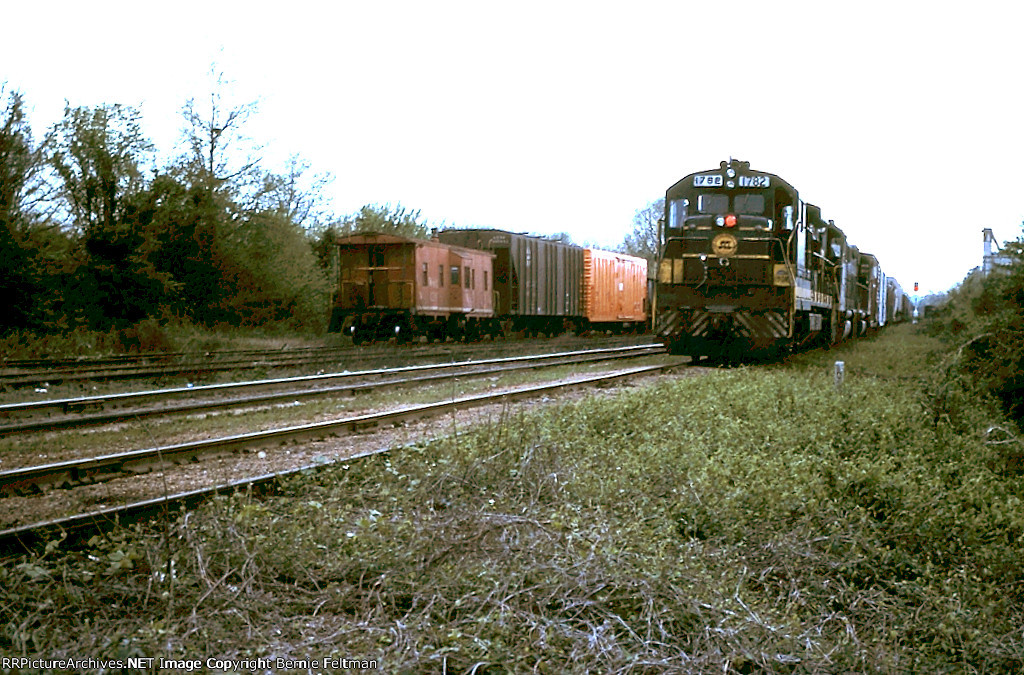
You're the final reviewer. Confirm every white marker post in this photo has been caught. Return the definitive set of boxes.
[834,361,845,392]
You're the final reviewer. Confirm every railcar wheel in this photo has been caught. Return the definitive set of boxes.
[823,317,839,349]
[328,308,345,333]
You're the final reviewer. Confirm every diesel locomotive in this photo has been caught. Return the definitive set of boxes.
[655,159,911,359]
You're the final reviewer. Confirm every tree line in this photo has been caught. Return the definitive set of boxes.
[2,81,662,341]
[0,83,439,338]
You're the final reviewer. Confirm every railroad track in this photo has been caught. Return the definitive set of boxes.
[0,347,357,388]
[0,359,685,555]
[0,335,645,388]
[0,344,338,370]
[0,344,663,435]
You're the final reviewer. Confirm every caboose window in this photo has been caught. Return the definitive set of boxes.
[422,263,428,286]
[484,270,489,291]
[451,266,460,286]
[733,194,765,215]
[439,264,444,287]
[697,194,729,214]
[464,266,471,289]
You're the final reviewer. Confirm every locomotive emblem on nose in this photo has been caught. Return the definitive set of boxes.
[711,233,738,258]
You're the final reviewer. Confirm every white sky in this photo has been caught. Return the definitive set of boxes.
[3,1,1022,295]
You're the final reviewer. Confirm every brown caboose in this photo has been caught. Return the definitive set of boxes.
[329,233,495,344]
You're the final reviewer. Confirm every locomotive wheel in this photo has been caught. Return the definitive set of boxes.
[824,315,839,349]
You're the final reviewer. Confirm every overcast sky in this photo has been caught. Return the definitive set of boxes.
[3,1,1021,295]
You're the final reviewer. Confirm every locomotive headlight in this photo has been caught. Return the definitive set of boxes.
[724,214,737,228]
[715,216,725,227]
[726,168,736,178]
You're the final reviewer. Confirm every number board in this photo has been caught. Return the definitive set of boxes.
[738,175,770,188]
[693,174,723,187]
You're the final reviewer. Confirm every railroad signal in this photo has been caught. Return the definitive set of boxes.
[914,282,919,292]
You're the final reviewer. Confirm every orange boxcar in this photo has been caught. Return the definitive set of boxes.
[330,233,495,343]
[582,248,648,331]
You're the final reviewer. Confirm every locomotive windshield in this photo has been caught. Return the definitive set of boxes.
[697,194,728,214]
[667,183,773,236]
[695,193,766,215]
[733,194,766,214]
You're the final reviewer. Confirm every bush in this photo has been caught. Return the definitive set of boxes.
[930,236,1024,427]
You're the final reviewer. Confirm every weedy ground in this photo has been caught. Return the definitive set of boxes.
[2,324,1022,673]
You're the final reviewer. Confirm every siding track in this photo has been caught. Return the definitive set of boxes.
[0,360,685,555]
[0,344,662,435]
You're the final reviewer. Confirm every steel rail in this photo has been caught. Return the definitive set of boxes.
[0,344,662,417]
[0,347,665,436]
[0,346,348,371]
[0,350,363,388]
[0,344,358,371]
[0,334,616,372]
[0,336,644,386]
[0,362,682,496]
[0,361,682,555]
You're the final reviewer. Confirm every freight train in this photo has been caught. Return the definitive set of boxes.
[655,159,911,359]
[328,229,648,344]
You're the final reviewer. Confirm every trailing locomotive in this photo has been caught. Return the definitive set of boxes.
[329,229,648,343]
[655,159,907,359]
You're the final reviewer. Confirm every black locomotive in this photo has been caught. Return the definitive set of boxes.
[655,159,910,359]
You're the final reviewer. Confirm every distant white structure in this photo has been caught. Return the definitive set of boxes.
[982,228,1014,275]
